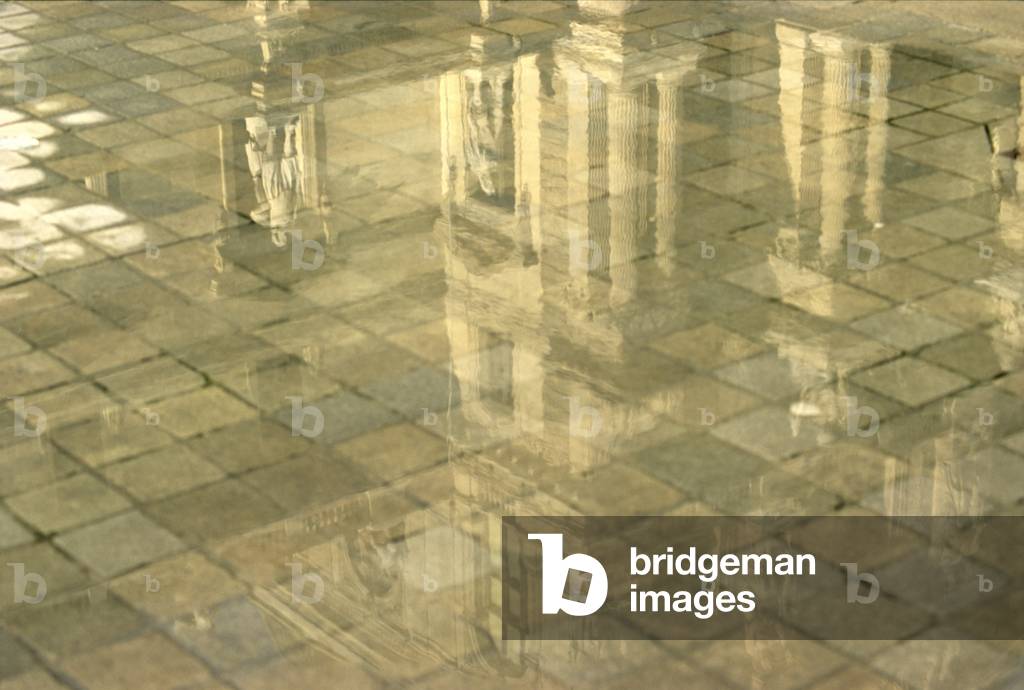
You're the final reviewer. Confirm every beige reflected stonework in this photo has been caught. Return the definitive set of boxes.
[0,0,1023,688]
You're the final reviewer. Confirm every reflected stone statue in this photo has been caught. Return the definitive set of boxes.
[245,113,305,237]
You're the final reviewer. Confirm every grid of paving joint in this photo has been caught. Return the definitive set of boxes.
[0,0,1023,688]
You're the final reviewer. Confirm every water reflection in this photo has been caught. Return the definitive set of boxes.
[2,0,1024,688]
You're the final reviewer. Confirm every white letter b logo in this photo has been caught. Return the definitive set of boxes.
[528,533,607,616]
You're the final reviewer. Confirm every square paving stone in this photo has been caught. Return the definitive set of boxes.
[55,511,184,578]
[109,550,244,620]
[852,357,971,407]
[711,406,835,461]
[147,386,255,438]
[850,306,963,351]
[146,480,283,543]
[5,590,145,658]
[102,445,225,501]
[274,390,401,445]
[61,632,210,690]
[6,474,130,534]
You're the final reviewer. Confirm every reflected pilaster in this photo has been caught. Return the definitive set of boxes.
[655,73,680,276]
[607,86,647,306]
[811,33,856,263]
[775,23,809,216]
[863,45,891,227]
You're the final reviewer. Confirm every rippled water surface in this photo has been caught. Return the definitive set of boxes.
[2,1,1024,688]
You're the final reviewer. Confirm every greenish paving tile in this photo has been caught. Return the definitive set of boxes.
[6,473,130,534]
[5,589,145,658]
[147,480,284,543]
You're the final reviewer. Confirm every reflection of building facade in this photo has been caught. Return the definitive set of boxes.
[211,6,1024,684]
[769,23,895,431]
[772,24,960,520]
[435,8,704,675]
[226,486,538,682]
[773,22,1024,522]
[228,2,703,681]
[438,6,701,474]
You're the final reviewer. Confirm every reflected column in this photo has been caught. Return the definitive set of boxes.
[863,45,891,227]
[564,65,597,297]
[655,72,680,276]
[775,23,809,216]
[813,34,856,262]
[607,85,647,306]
